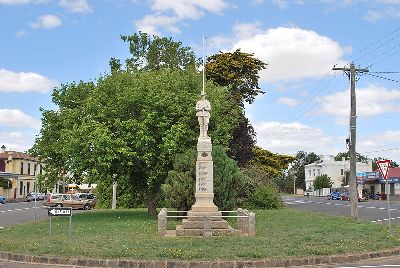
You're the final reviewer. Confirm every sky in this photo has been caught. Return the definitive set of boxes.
[1,0,400,163]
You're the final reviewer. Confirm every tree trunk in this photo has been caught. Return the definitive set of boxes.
[147,197,157,215]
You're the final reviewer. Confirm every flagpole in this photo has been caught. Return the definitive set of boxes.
[202,34,205,96]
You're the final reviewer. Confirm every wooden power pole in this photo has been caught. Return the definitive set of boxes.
[333,63,368,219]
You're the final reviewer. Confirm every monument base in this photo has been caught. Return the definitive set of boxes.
[176,210,236,236]
[191,192,218,212]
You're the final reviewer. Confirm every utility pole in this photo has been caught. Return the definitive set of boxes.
[333,63,368,219]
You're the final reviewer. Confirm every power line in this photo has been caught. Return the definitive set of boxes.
[362,147,400,154]
[364,72,400,83]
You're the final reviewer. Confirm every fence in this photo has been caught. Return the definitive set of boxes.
[157,208,255,237]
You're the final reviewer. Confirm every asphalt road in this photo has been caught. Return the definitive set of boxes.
[283,195,400,225]
[0,201,85,228]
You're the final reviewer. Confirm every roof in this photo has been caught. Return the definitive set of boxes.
[388,167,400,178]
[0,151,39,161]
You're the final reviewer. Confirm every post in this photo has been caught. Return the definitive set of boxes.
[387,180,392,236]
[293,177,296,195]
[49,217,52,235]
[349,63,358,219]
[69,215,72,238]
[157,208,167,237]
[112,174,117,210]
[34,176,37,222]
[333,63,368,219]
[248,212,256,237]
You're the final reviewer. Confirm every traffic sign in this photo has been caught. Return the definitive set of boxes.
[48,207,72,217]
[377,159,391,180]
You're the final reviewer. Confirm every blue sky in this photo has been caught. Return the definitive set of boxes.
[1,0,400,163]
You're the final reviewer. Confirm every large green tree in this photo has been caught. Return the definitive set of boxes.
[110,32,198,73]
[313,174,333,190]
[206,49,267,106]
[31,69,241,214]
[205,49,267,167]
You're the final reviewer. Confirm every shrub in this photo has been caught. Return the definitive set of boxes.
[247,185,285,209]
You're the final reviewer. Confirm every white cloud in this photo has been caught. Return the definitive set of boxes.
[278,97,300,107]
[231,27,346,82]
[0,0,47,4]
[0,0,31,4]
[0,109,41,129]
[232,21,263,40]
[0,132,35,152]
[30,14,62,29]
[254,121,338,155]
[58,0,92,13]
[359,131,400,162]
[135,0,229,34]
[318,85,400,118]
[0,68,58,93]
[135,15,181,35]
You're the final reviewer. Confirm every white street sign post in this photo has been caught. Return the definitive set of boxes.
[378,159,391,236]
[48,207,72,237]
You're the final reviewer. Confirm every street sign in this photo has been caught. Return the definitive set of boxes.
[377,159,391,180]
[48,207,72,217]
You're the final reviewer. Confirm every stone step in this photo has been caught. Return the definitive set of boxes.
[176,225,237,237]
[186,211,223,221]
[181,219,230,229]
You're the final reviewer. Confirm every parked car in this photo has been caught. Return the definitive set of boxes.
[43,193,94,210]
[0,194,6,204]
[329,191,341,200]
[25,192,45,202]
[43,193,64,207]
[341,192,350,201]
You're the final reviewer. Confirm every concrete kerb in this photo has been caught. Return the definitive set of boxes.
[1,248,400,268]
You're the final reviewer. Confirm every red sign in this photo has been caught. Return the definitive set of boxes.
[377,159,391,180]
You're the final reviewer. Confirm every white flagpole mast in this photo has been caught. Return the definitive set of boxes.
[202,35,205,96]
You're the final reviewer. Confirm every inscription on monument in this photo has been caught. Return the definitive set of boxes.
[198,162,210,192]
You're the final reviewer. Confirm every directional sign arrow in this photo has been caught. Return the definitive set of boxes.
[48,207,72,216]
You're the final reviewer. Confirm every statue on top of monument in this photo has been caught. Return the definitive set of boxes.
[196,93,211,139]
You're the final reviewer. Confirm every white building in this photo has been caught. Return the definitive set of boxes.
[305,156,372,193]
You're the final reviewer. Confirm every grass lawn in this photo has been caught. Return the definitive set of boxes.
[1,208,400,261]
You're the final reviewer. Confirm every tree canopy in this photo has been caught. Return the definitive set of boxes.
[287,151,320,190]
[110,32,198,73]
[31,69,241,214]
[206,49,267,106]
[313,174,333,190]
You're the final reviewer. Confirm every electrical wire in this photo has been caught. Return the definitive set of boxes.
[364,73,400,83]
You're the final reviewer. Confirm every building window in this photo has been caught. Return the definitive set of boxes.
[27,182,30,193]
[19,181,23,195]
[28,163,31,175]
[341,169,344,176]
[34,164,37,176]
[40,165,43,175]
[317,169,320,176]
[20,162,24,175]
[308,170,311,177]
[313,169,315,177]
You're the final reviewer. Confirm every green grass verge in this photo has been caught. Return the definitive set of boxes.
[1,208,400,261]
